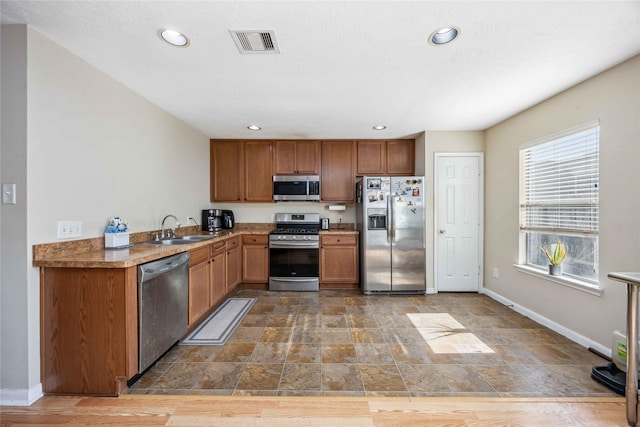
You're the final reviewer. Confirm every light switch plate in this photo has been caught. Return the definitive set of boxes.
[2,183,16,204]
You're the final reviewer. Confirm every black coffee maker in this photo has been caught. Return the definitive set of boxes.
[201,209,223,232]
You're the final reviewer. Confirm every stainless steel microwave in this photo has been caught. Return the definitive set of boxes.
[273,175,320,201]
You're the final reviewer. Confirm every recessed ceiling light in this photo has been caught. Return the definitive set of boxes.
[429,27,460,46]
[373,125,387,130]
[247,125,262,131]
[158,29,190,47]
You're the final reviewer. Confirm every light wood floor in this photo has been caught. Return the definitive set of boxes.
[0,395,628,426]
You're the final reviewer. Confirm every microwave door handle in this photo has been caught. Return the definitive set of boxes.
[306,180,310,199]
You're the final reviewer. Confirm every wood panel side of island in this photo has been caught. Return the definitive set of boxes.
[40,266,138,396]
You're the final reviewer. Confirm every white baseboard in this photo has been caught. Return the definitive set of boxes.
[481,288,611,358]
[426,288,437,294]
[0,383,43,406]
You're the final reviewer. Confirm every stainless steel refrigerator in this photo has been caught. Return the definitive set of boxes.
[356,176,426,294]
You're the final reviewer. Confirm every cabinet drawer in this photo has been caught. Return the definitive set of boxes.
[211,240,226,257]
[189,246,210,266]
[226,235,241,249]
[243,235,268,245]
[321,234,357,246]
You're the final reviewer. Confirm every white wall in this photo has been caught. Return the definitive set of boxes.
[0,25,209,403]
[1,25,31,403]
[424,131,485,291]
[484,55,640,350]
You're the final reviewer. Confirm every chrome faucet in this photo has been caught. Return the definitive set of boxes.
[161,214,180,238]
[187,216,199,226]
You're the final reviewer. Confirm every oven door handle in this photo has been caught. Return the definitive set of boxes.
[269,241,319,249]
[269,277,317,282]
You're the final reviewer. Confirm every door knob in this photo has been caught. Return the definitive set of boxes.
[439,229,446,234]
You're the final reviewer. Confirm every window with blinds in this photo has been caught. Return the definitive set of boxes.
[519,120,600,282]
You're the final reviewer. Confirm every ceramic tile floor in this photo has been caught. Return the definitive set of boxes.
[128,289,617,397]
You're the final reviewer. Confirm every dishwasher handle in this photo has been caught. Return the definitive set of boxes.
[138,252,190,282]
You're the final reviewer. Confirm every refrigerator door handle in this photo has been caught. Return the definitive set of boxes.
[390,195,396,243]
[386,197,392,243]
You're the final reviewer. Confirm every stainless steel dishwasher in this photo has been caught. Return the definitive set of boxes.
[137,252,190,372]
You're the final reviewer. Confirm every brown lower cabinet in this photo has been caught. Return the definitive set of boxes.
[242,235,269,283]
[320,234,359,286]
[210,241,227,306]
[40,266,138,396]
[189,238,236,327]
[225,235,241,292]
[188,246,212,326]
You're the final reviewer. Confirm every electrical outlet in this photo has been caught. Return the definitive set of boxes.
[338,215,343,222]
[493,268,499,278]
[57,221,82,238]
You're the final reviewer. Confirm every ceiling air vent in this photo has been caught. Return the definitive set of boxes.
[230,30,280,54]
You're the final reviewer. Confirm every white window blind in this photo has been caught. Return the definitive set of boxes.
[520,121,599,235]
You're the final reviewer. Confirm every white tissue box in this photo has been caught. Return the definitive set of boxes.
[104,232,130,248]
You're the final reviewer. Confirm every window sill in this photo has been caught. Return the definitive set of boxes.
[513,264,603,297]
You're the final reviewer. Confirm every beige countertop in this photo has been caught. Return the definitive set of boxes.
[33,225,357,269]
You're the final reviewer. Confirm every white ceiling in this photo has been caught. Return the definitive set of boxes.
[2,1,639,139]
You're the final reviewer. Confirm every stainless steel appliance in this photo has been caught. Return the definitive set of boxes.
[269,213,320,291]
[222,209,234,229]
[137,252,190,372]
[273,175,320,201]
[320,217,330,230]
[356,176,426,294]
[201,209,223,232]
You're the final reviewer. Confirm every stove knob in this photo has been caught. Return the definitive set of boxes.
[292,235,297,240]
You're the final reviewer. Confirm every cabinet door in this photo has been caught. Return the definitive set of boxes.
[386,139,415,175]
[211,140,243,202]
[274,140,319,175]
[274,140,297,174]
[321,140,355,202]
[244,140,273,201]
[226,247,240,291]
[242,235,269,283]
[295,140,320,174]
[320,235,358,283]
[189,260,211,326]
[210,249,226,307]
[356,140,386,175]
[225,236,241,291]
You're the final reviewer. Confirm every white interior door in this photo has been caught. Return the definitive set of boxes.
[435,154,482,292]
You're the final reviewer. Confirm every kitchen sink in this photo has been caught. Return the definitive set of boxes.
[142,235,215,245]
[178,235,215,241]
[143,239,193,245]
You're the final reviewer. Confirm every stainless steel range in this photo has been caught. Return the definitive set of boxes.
[269,213,320,291]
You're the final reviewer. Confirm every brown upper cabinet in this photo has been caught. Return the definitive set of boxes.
[321,140,355,202]
[244,140,273,202]
[210,139,273,202]
[356,139,415,176]
[273,140,320,175]
[212,138,415,203]
[211,139,243,202]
